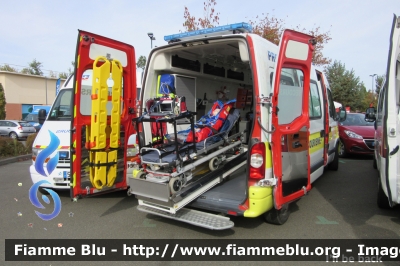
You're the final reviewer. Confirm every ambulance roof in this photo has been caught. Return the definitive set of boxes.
[164,22,252,43]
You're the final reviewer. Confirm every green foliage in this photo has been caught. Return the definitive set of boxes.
[325,60,370,112]
[0,83,6,119]
[25,133,37,154]
[0,64,18,72]
[59,72,68,79]
[375,74,385,95]
[20,59,43,76]
[0,137,28,158]
[136,56,146,70]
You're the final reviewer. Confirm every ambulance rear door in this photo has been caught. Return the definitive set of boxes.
[382,14,400,206]
[71,30,137,199]
[270,30,315,209]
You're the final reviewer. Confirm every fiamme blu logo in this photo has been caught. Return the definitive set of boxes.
[29,130,62,221]
[29,181,61,221]
[34,130,60,177]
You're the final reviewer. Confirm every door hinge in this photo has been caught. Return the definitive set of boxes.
[257,95,271,104]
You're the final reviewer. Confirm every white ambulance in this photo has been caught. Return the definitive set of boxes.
[30,75,74,189]
[29,70,142,190]
[365,14,400,208]
[34,23,344,230]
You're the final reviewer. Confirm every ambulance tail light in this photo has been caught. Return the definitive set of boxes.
[249,142,265,180]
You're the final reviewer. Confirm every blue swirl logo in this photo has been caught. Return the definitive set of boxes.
[35,130,60,177]
[29,180,62,221]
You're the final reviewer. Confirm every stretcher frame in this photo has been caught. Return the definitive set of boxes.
[131,108,245,203]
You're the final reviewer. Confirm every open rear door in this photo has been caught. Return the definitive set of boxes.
[271,30,315,209]
[71,30,137,199]
[383,15,400,206]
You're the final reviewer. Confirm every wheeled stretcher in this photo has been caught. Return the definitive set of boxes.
[131,98,244,197]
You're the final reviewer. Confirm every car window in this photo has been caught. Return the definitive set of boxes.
[6,121,16,127]
[0,121,6,126]
[340,114,374,126]
[18,122,32,127]
[24,114,38,122]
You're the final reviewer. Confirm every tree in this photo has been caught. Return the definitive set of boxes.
[325,60,368,112]
[0,64,18,72]
[296,25,332,66]
[183,1,331,66]
[21,59,43,76]
[136,56,147,71]
[59,72,68,79]
[183,0,220,31]
[249,16,332,66]
[375,74,385,96]
[248,13,285,47]
[0,83,6,119]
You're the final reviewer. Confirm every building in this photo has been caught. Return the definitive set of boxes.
[0,71,66,120]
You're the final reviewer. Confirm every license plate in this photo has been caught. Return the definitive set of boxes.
[53,177,64,182]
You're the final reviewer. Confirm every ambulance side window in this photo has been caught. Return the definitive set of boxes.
[327,89,336,118]
[278,68,303,125]
[309,81,321,119]
[48,89,72,121]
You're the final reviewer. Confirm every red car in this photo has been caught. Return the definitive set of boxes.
[338,113,375,157]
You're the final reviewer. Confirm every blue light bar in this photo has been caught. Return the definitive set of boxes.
[164,22,252,43]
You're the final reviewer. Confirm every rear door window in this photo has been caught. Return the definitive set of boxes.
[18,122,32,127]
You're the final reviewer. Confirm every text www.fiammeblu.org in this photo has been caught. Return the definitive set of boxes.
[122,244,341,258]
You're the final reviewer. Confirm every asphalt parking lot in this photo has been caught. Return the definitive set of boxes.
[1,155,399,266]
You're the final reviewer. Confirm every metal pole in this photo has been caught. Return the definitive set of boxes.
[370,74,377,93]
[371,76,373,92]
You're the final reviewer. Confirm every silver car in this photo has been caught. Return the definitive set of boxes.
[0,120,36,139]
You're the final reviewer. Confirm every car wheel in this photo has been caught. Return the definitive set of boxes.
[328,143,339,171]
[338,139,347,158]
[264,204,290,225]
[9,132,18,140]
[377,178,391,209]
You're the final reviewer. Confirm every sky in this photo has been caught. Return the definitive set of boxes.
[0,0,399,90]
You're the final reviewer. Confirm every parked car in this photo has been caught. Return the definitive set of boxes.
[0,120,36,139]
[338,113,375,157]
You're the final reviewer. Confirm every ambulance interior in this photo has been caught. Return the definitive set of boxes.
[141,38,254,140]
[137,38,255,211]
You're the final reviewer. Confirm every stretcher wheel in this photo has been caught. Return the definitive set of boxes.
[137,172,146,179]
[169,177,182,194]
[127,189,133,196]
[209,157,220,171]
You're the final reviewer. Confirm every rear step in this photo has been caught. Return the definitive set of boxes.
[137,205,234,230]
